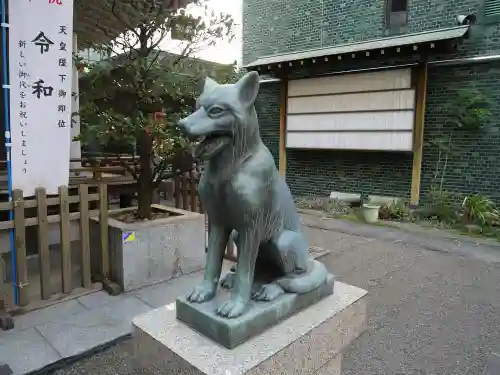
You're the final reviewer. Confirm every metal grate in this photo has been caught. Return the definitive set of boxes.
[485,0,500,16]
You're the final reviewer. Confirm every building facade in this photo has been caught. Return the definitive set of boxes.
[243,0,500,205]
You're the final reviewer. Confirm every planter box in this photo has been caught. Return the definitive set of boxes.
[90,205,205,292]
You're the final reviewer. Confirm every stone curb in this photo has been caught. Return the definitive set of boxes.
[299,210,500,264]
[24,334,131,375]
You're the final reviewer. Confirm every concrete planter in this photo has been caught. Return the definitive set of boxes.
[360,204,381,224]
[90,205,205,293]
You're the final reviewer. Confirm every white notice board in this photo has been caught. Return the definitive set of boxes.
[8,0,75,196]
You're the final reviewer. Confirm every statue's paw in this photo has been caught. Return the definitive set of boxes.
[186,281,216,303]
[220,272,235,290]
[252,283,284,302]
[216,298,247,318]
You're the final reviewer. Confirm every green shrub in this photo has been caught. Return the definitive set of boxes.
[378,199,412,221]
[462,194,500,227]
[295,196,351,215]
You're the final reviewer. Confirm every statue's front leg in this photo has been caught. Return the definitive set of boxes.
[187,223,230,303]
[217,230,259,318]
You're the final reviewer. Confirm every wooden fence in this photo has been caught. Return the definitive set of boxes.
[0,184,111,313]
[173,170,237,262]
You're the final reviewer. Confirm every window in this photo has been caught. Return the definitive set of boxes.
[484,0,500,23]
[387,0,408,28]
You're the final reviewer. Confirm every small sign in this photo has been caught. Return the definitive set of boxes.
[122,231,136,244]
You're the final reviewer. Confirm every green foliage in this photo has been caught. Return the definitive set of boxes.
[294,196,351,216]
[462,194,500,226]
[418,189,500,240]
[73,0,236,218]
[421,188,460,224]
[449,89,492,131]
[378,200,411,221]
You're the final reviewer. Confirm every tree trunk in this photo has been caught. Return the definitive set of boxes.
[136,133,154,219]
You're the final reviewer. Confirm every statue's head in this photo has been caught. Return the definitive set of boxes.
[178,71,260,160]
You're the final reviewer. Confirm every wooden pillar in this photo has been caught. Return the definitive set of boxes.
[410,63,428,207]
[279,79,287,176]
[70,32,82,171]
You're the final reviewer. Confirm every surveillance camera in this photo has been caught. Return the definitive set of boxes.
[457,13,477,25]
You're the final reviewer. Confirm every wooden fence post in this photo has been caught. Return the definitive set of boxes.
[58,186,72,294]
[36,187,51,300]
[79,184,92,289]
[97,184,120,295]
[0,252,14,329]
[0,299,14,330]
[98,183,109,281]
[182,172,189,210]
[189,169,197,212]
[174,172,181,209]
[12,189,29,306]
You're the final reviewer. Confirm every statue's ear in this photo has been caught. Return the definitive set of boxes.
[235,71,260,107]
[204,77,218,93]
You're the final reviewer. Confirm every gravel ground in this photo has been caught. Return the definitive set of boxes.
[52,225,500,375]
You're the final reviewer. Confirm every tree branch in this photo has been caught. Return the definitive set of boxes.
[152,159,168,186]
[111,0,141,41]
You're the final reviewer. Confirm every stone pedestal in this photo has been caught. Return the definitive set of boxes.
[176,263,334,349]
[132,282,367,375]
[483,344,500,375]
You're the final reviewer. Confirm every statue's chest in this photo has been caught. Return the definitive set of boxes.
[198,176,233,205]
[198,173,250,221]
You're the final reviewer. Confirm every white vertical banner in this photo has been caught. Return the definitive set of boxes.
[70,32,81,168]
[8,0,74,196]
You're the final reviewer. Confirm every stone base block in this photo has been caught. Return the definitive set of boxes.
[132,282,367,375]
[176,267,334,349]
[483,345,500,375]
[0,364,12,375]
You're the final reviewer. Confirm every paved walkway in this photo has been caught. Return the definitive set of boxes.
[0,260,241,375]
[2,213,500,375]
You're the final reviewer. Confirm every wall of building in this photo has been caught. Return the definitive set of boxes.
[255,84,281,168]
[243,0,495,65]
[422,62,500,202]
[246,0,500,201]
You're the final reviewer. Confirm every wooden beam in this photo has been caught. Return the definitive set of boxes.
[279,79,287,176]
[410,63,428,207]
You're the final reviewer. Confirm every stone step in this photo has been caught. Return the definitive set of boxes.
[0,364,12,375]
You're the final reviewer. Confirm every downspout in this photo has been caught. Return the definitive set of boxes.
[428,54,500,66]
[260,77,281,84]
[1,0,18,305]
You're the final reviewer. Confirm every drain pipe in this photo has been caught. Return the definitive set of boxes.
[259,76,281,84]
[0,0,18,305]
[428,54,500,66]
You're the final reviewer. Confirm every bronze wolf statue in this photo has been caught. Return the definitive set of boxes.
[178,71,332,319]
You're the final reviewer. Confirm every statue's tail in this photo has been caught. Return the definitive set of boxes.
[276,259,334,294]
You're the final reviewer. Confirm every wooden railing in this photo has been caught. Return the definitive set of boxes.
[173,170,237,262]
[0,184,112,313]
[71,156,133,181]
[173,169,204,213]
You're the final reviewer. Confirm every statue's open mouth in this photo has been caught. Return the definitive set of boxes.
[193,131,232,159]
